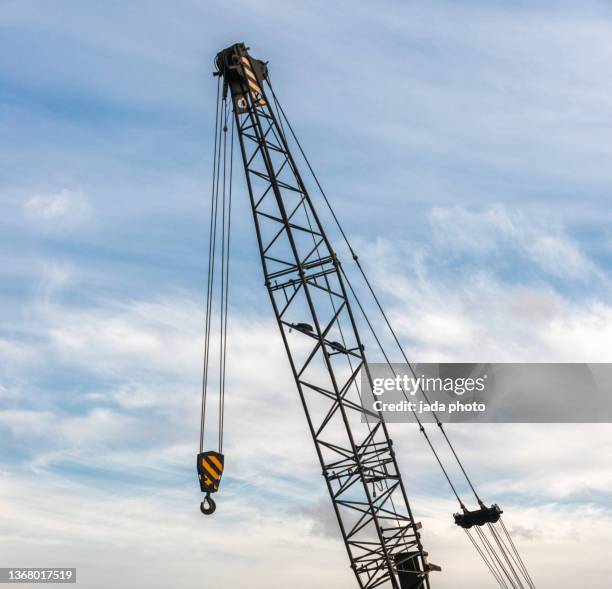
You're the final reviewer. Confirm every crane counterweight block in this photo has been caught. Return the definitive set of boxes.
[197,451,225,494]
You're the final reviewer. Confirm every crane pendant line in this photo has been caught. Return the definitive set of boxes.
[215,43,437,589]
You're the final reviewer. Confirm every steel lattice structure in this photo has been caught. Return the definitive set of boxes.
[215,43,435,589]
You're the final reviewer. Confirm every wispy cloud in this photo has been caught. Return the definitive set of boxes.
[23,189,92,231]
[428,204,597,280]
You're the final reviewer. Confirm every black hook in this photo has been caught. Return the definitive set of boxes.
[200,492,216,515]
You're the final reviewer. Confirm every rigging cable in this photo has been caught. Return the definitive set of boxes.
[500,518,536,588]
[219,109,234,454]
[464,528,509,589]
[475,524,522,589]
[200,84,233,455]
[217,99,233,453]
[474,525,513,588]
[200,76,222,453]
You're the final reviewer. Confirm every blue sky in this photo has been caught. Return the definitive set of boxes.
[1,1,612,588]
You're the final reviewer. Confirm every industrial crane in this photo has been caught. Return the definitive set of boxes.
[197,42,535,589]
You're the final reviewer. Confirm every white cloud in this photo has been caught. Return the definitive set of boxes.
[0,471,354,589]
[24,189,92,229]
[34,260,74,302]
[348,203,612,364]
[1,465,609,588]
[388,275,612,363]
[428,204,596,280]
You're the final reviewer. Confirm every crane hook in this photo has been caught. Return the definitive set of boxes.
[200,492,216,515]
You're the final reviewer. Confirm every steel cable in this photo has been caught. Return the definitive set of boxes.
[200,77,222,452]
[219,111,234,454]
[464,528,508,589]
[201,89,232,455]
[500,518,536,588]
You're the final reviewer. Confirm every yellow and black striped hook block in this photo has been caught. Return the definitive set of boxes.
[197,451,225,494]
